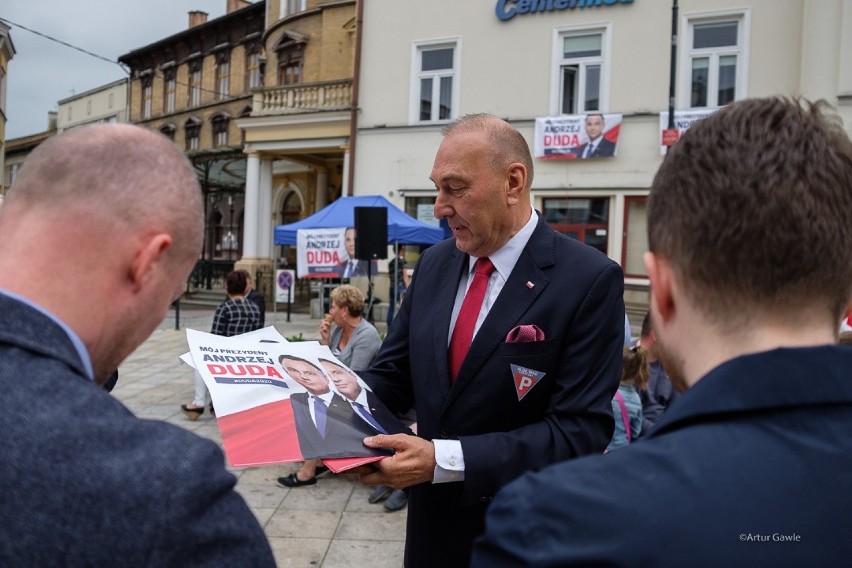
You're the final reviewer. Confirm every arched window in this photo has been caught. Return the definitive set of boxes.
[159,123,176,141]
[184,117,201,151]
[275,32,307,86]
[211,113,230,147]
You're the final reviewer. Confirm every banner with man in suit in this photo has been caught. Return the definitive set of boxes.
[534,113,623,159]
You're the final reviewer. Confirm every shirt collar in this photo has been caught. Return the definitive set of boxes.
[466,209,538,281]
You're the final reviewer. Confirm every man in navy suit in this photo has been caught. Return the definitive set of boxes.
[319,358,408,438]
[334,227,371,278]
[473,97,852,566]
[352,114,625,566]
[0,125,274,565]
[571,113,617,158]
[280,354,355,459]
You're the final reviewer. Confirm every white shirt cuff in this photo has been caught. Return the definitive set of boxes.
[433,439,464,483]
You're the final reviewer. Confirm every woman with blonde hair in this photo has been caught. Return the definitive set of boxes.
[277,284,382,487]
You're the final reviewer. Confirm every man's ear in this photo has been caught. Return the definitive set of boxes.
[505,163,527,205]
[644,251,676,325]
[130,233,173,292]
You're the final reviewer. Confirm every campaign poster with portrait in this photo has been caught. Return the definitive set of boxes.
[183,328,410,472]
[534,113,623,159]
[296,227,346,278]
[296,227,379,279]
[658,109,718,154]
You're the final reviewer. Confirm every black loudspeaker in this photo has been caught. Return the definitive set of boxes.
[354,206,388,260]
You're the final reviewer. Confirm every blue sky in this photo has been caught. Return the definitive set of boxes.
[3,0,250,139]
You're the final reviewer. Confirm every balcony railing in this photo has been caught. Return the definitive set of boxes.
[252,79,353,115]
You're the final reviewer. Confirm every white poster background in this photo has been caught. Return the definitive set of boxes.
[533,113,623,159]
[659,109,718,154]
[296,227,347,278]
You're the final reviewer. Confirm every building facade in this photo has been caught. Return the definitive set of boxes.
[352,0,852,317]
[0,21,16,196]
[118,0,266,289]
[237,0,357,277]
[56,79,128,132]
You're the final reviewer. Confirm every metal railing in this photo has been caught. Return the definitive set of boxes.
[187,259,235,293]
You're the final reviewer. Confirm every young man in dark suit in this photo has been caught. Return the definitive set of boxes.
[0,125,274,566]
[474,97,852,566]
[351,114,625,566]
[279,354,353,460]
[572,113,617,158]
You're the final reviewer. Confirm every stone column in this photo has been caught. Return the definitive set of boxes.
[316,167,328,209]
[242,150,260,258]
[259,157,273,259]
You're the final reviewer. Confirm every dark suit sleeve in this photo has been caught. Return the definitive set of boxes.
[151,436,276,566]
[291,394,325,459]
[460,261,624,502]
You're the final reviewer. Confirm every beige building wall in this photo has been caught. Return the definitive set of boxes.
[0,21,15,195]
[57,79,128,132]
[354,0,851,318]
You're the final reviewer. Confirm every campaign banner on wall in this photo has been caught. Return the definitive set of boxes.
[658,109,718,154]
[534,113,622,160]
[296,228,346,278]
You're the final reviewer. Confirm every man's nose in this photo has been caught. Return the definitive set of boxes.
[434,193,453,220]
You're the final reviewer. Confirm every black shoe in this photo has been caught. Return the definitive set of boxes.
[277,473,317,487]
[277,466,330,488]
[368,485,393,504]
[383,489,408,512]
[180,404,204,421]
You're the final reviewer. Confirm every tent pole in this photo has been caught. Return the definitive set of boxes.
[391,241,400,325]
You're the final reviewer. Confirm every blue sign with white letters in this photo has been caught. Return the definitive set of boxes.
[496,0,635,22]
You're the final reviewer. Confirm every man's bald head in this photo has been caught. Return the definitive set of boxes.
[6,124,203,260]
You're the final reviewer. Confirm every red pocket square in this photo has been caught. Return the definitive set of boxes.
[506,324,545,343]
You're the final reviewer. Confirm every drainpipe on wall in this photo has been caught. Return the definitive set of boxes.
[346,0,364,197]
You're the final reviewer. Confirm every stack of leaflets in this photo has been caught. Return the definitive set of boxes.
[182,327,409,473]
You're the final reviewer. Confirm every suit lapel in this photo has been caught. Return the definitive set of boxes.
[430,247,468,400]
[446,217,556,407]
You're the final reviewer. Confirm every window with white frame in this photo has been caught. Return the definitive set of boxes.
[212,115,229,146]
[216,54,230,100]
[412,41,458,124]
[164,70,176,113]
[185,119,201,151]
[188,62,202,107]
[556,29,608,114]
[284,0,307,18]
[142,81,153,119]
[685,14,746,109]
[245,50,261,90]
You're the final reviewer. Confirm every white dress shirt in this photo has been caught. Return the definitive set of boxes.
[433,210,539,483]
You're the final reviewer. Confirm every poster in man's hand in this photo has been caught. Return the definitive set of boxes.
[183,328,410,471]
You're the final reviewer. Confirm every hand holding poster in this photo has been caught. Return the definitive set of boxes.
[183,328,410,471]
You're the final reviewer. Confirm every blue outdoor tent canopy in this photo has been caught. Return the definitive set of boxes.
[273,195,445,246]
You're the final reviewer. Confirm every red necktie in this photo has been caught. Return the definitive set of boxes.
[448,257,495,381]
